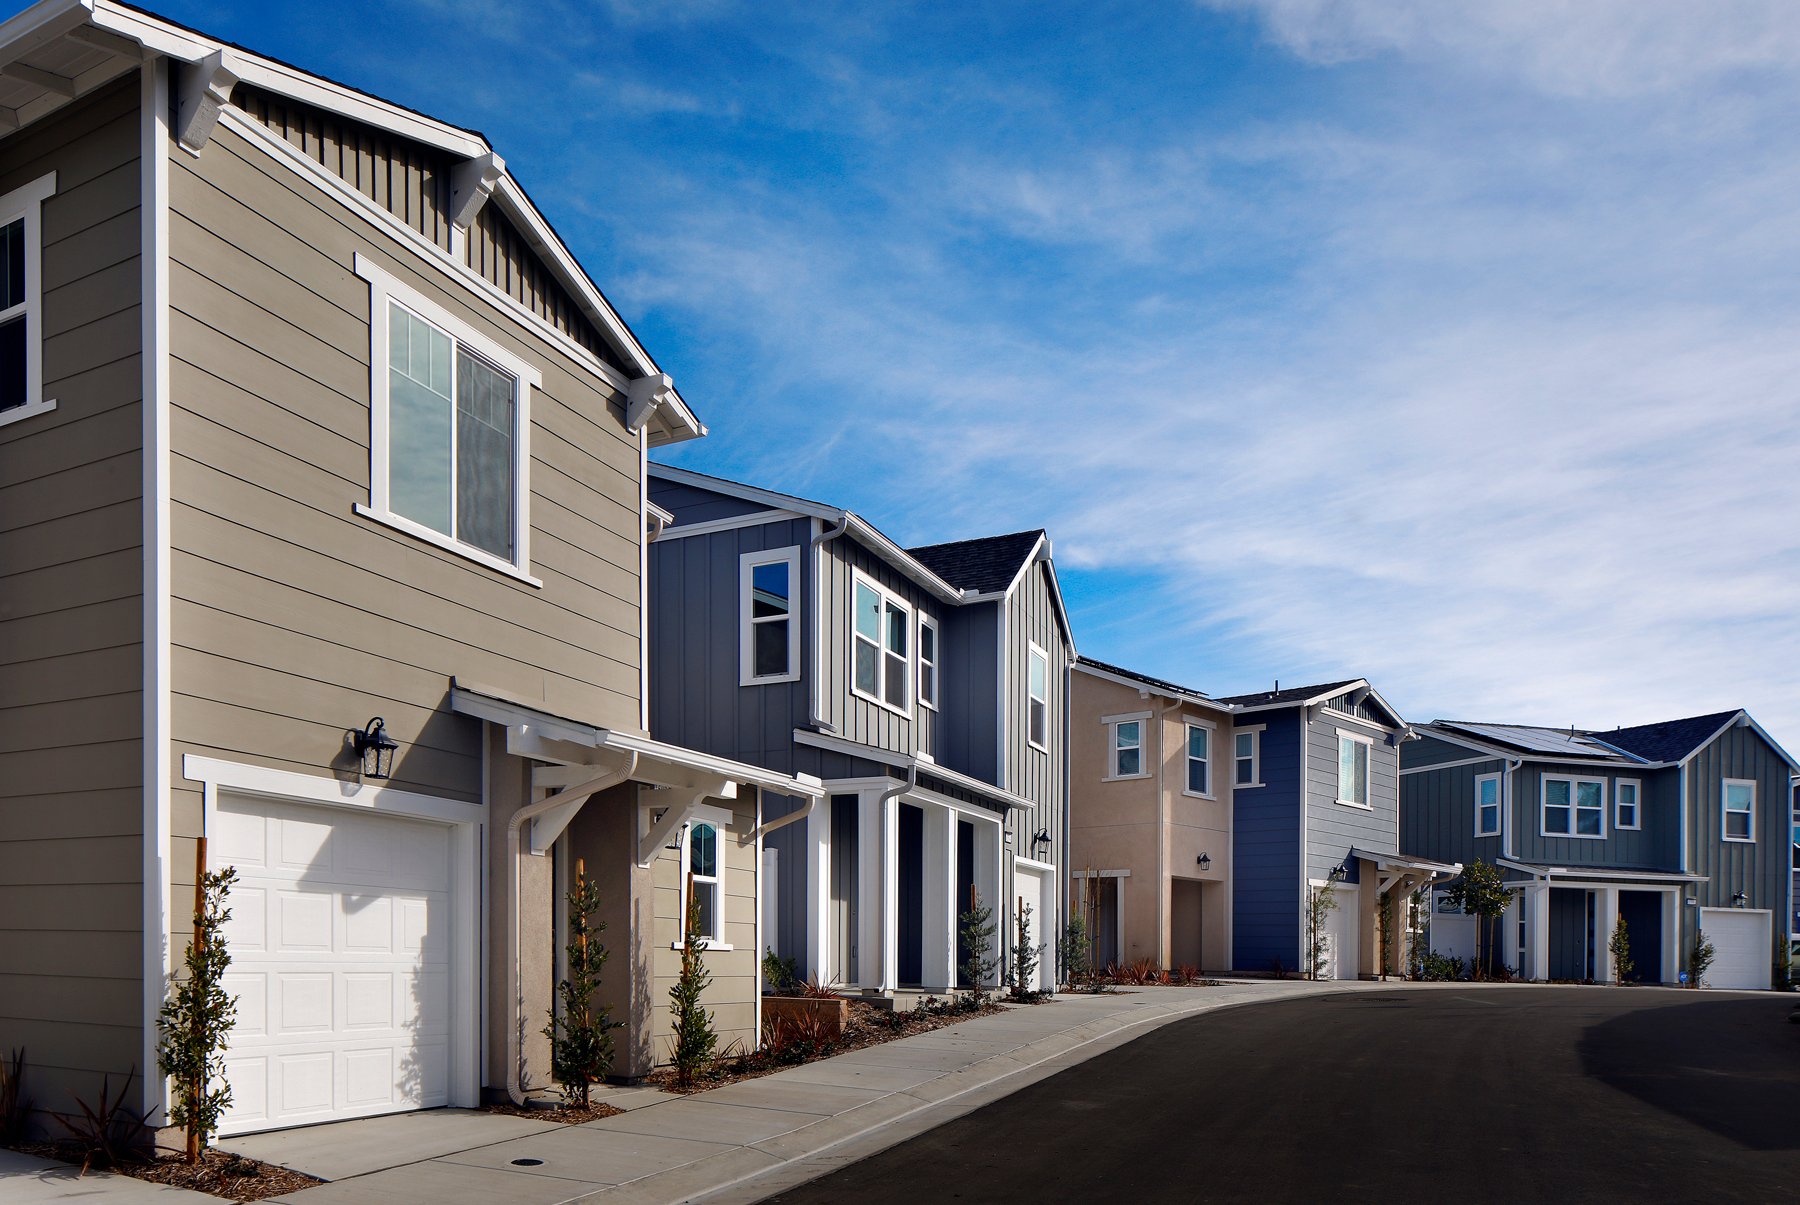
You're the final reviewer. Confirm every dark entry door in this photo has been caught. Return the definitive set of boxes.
[955,819,976,986]
[1617,891,1663,983]
[898,804,924,986]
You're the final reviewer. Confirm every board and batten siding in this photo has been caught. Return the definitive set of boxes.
[1399,757,1506,869]
[1002,560,1069,869]
[932,602,1000,785]
[1304,712,1401,881]
[1687,724,1791,963]
[817,534,938,759]
[0,74,144,1118]
[1232,711,1302,971]
[165,117,645,938]
[1512,763,1668,870]
[1402,733,1485,769]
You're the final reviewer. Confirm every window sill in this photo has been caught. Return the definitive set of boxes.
[1102,772,1151,783]
[741,672,801,687]
[1541,831,1606,840]
[1615,824,1641,832]
[355,504,543,587]
[1721,834,1756,844]
[0,396,55,429]
[1335,800,1374,811]
[670,941,733,951]
[1027,740,1050,755]
[1474,830,1501,839]
[1180,789,1217,801]
[850,685,913,721]
[1235,781,1264,790]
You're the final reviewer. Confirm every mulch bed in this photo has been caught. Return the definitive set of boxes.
[484,1100,622,1124]
[644,995,1012,1095]
[9,1141,321,1202]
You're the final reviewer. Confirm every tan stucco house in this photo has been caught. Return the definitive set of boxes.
[0,0,822,1140]
[1069,658,1234,972]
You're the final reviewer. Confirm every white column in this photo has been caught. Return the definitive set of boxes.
[975,819,1002,988]
[857,790,897,992]
[806,802,829,983]
[880,793,899,991]
[1664,888,1681,986]
[923,804,956,991]
[1528,882,1550,981]
[1596,886,1619,983]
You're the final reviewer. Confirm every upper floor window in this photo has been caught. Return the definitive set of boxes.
[918,617,939,709]
[1615,779,1641,830]
[1234,728,1261,787]
[1722,779,1756,842]
[0,172,56,430]
[1475,772,1501,837]
[683,821,722,943]
[1337,732,1371,808]
[1186,723,1212,796]
[355,256,541,582]
[852,575,909,713]
[1107,716,1145,778]
[1543,776,1605,838]
[740,548,800,685]
[1027,643,1050,751]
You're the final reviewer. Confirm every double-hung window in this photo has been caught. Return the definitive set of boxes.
[683,821,722,943]
[1722,779,1756,842]
[852,575,910,712]
[1542,776,1605,838]
[1474,772,1501,837]
[1337,732,1371,807]
[1108,717,1144,778]
[918,617,938,709]
[1027,643,1050,751]
[355,255,541,581]
[1234,728,1260,787]
[1185,723,1212,796]
[0,172,56,429]
[740,548,800,684]
[1614,779,1641,830]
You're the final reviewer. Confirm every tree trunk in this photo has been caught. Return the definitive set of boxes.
[187,838,207,1165]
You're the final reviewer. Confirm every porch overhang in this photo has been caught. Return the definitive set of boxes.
[1353,848,1462,896]
[792,727,1035,813]
[1496,858,1709,886]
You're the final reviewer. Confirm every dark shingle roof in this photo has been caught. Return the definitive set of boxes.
[1217,679,1362,707]
[1076,656,1212,701]
[906,530,1044,595]
[1593,710,1741,763]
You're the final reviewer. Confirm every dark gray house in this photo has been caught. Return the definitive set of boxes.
[646,465,1074,995]
[1400,711,1798,989]
[1219,680,1454,978]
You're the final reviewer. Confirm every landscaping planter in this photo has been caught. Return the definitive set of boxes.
[763,994,849,1037]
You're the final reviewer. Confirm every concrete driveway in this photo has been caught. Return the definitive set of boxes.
[762,986,1800,1204]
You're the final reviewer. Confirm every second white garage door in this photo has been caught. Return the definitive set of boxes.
[213,792,456,1135]
[1699,907,1772,990]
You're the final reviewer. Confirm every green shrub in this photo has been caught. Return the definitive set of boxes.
[668,882,718,1088]
[156,863,238,1163]
[542,866,618,1108]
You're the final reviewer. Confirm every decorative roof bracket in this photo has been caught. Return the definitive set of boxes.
[176,49,238,153]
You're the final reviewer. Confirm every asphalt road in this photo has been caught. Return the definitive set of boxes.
[762,987,1800,1204]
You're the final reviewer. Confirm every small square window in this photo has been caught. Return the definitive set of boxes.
[1723,780,1756,842]
[1615,780,1640,830]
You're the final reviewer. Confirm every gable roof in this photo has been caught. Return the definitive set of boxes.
[1217,680,1362,708]
[1074,656,1219,709]
[0,0,703,445]
[1593,710,1745,764]
[907,531,1044,596]
[1431,721,1636,763]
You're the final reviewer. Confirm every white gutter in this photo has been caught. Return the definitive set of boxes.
[505,751,636,1106]
[808,515,849,732]
[752,789,817,842]
[1503,756,1521,861]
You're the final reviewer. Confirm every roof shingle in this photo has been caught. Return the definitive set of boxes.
[1076,656,1213,701]
[906,530,1044,595]
[1592,710,1742,763]
[1216,679,1362,707]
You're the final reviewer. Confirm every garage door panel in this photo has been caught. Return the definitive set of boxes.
[1700,908,1771,989]
[276,889,333,953]
[225,885,267,952]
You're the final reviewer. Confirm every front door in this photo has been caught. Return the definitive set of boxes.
[829,794,859,985]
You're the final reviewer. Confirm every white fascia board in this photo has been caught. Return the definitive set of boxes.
[1356,684,1408,729]
[1073,660,1221,713]
[792,727,1034,812]
[842,514,964,604]
[601,730,824,799]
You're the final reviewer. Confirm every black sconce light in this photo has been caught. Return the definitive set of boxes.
[1196,853,1212,871]
[352,717,399,780]
[1732,890,1748,909]
[1328,864,1348,883]
[1031,829,1051,855]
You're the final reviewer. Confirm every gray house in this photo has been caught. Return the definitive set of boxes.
[647,465,1074,995]
[1219,680,1455,978]
[1401,711,1798,989]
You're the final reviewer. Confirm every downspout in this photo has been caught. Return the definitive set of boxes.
[506,750,636,1106]
[808,516,849,732]
[1502,757,1522,861]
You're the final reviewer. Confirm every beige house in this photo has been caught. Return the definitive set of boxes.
[1068,658,1233,972]
[0,0,821,1140]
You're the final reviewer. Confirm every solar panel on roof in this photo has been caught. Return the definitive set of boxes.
[1443,722,1618,757]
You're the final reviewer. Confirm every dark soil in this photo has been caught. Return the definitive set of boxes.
[483,1100,623,1124]
[11,1141,321,1202]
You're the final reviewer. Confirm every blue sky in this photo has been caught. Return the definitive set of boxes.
[167,0,1800,740]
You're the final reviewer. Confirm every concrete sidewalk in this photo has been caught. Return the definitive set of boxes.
[211,978,1390,1205]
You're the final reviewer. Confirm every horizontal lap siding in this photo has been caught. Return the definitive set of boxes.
[0,76,144,1109]
[167,121,643,911]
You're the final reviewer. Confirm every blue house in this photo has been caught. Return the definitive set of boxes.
[1401,710,1798,989]
[1219,680,1455,978]
[646,465,1075,996]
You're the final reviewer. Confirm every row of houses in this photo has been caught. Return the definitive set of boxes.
[1,0,1792,1148]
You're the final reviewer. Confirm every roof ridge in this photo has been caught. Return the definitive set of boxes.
[906,528,1046,553]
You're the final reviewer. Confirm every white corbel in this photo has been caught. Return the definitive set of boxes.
[450,150,505,229]
[177,50,239,154]
[526,762,631,856]
[638,779,732,867]
[625,373,674,434]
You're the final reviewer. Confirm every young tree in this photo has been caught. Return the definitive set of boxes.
[1011,901,1043,999]
[1376,889,1394,981]
[1444,860,1518,980]
[1304,876,1341,981]
[1405,888,1430,979]
[542,861,617,1108]
[1609,915,1634,985]
[1688,928,1716,989]
[1058,911,1092,991]
[156,851,238,1164]
[668,878,717,1088]
[959,890,999,1006]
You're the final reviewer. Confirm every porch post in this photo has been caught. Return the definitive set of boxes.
[923,804,956,991]
[1664,888,1681,986]
[1528,882,1550,981]
[974,818,1002,989]
[1596,886,1619,983]
[806,802,829,983]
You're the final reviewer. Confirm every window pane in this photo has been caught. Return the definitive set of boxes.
[1619,783,1637,806]
[1339,738,1367,804]
[920,623,934,662]
[1546,780,1570,809]
[1235,732,1253,759]
[1028,649,1047,699]
[690,824,717,878]
[1118,721,1139,748]
[388,307,453,536]
[854,639,878,695]
[1727,811,1751,839]
[1478,779,1498,805]
[1726,783,1753,809]
[1188,755,1208,795]
[1235,757,1252,785]
[1117,747,1140,776]
[695,882,718,940]
[1480,803,1499,833]
[885,603,907,656]
[884,650,908,708]
[0,313,23,412]
[855,583,880,640]
[456,348,515,559]
[1029,698,1046,746]
[920,662,935,702]
[1188,727,1209,761]
[1576,805,1601,836]
[754,618,788,678]
[1353,742,1368,803]
[1575,781,1603,810]
[0,218,22,311]
[1546,807,1570,834]
[752,560,790,618]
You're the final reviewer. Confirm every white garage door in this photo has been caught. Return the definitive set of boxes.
[1699,908,1772,990]
[1324,886,1359,980]
[213,792,455,1135]
[1013,863,1053,992]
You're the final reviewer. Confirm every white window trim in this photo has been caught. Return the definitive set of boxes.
[1234,724,1264,789]
[1722,777,1757,844]
[1182,717,1215,800]
[675,804,736,949]
[1336,729,1373,810]
[1103,711,1151,781]
[1474,771,1502,837]
[1540,774,1608,840]
[739,546,801,686]
[352,253,543,586]
[849,570,913,719]
[918,614,939,711]
[1026,641,1051,753]
[0,171,57,430]
[1614,777,1642,831]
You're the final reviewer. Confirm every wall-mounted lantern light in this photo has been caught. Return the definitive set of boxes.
[1328,864,1348,883]
[1031,829,1051,855]
[1196,853,1211,871]
[1732,890,1748,909]
[352,716,399,780]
